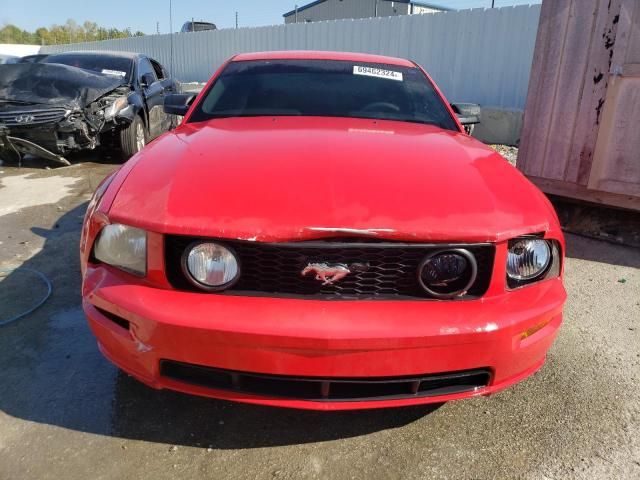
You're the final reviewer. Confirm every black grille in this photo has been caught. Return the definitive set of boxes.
[0,107,68,126]
[160,360,492,402]
[165,236,494,300]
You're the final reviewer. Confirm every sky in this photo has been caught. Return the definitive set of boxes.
[1,0,542,34]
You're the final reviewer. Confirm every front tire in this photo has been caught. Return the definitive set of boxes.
[118,115,147,160]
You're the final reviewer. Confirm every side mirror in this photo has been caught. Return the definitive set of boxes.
[141,73,155,88]
[164,93,196,116]
[451,103,481,133]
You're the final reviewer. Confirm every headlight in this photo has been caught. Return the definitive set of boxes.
[182,242,240,291]
[103,96,129,120]
[507,238,551,283]
[93,224,147,276]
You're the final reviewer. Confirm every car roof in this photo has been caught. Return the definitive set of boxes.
[232,50,415,67]
[183,21,216,25]
[46,50,143,61]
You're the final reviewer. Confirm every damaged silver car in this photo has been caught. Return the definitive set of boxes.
[0,51,180,165]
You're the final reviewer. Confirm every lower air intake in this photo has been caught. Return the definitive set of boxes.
[160,360,491,402]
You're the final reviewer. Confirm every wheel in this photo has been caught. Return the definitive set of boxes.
[117,115,147,160]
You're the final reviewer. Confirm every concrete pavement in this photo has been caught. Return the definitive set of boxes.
[0,160,638,480]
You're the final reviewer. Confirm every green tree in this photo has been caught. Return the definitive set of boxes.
[34,27,49,45]
[0,24,28,44]
[0,20,145,45]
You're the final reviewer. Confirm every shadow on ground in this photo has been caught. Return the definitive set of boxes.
[564,232,640,269]
[0,204,438,449]
[0,149,123,170]
[111,375,441,448]
[551,195,640,255]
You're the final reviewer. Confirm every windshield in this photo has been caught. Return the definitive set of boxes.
[43,54,133,82]
[183,22,216,32]
[189,59,458,130]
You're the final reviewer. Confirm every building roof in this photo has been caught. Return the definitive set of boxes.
[409,1,453,11]
[232,50,416,67]
[283,0,452,18]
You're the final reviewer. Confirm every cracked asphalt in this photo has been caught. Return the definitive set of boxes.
[0,158,639,480]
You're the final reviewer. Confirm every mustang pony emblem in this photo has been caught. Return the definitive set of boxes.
[301,263,351,285]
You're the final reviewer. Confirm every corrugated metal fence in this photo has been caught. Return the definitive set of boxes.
[41,5,540,109]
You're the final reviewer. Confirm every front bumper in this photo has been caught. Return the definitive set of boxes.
[0,116,120,163]
[83,264,565,410]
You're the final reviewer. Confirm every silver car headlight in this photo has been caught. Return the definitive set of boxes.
[93,224,147,276]
[182,242,240,291]
[103,96,129,120]
[507,239,550,281]
[506,237,560,288]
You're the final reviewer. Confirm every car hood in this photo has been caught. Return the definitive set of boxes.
[109,117,558,243]
[0,63,125,108]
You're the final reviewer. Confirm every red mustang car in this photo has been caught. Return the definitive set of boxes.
[81,51,566,410]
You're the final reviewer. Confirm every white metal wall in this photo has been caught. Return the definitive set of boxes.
[0,43,41,57]
[41,5,541,109]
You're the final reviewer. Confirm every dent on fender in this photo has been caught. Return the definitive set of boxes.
[130,328,153,353]
[116,104,136,122]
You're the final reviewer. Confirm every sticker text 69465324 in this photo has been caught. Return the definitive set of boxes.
[353,66,403,82]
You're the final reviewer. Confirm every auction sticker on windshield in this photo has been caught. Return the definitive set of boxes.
[353,65,403,81]
[101,69,127,77]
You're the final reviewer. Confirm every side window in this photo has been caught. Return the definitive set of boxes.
[138,58,157,85]
[150,59,165,80]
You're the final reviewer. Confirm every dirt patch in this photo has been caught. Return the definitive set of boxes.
[0,172,81,216]
[489,144,518,166]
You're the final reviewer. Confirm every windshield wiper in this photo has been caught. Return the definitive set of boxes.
[398,119,442,127]
[200,112,445,128]
[208,109,303,118]
[345,113,444,128]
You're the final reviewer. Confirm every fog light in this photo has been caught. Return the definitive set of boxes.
[182,242,240,291]
[418,249,477,299]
